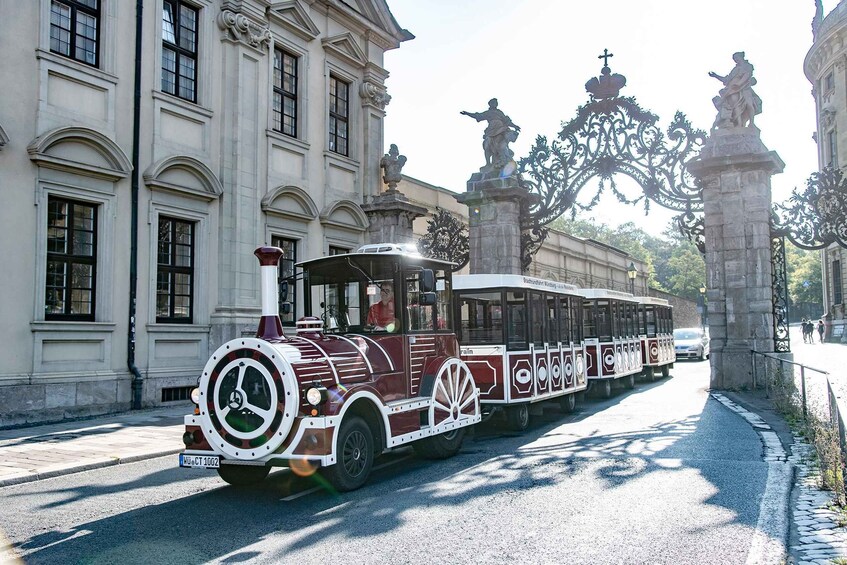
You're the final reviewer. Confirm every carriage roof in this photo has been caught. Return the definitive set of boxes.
[297,242,456,269]
[453,274,580,295]
[634,296,671,307]
[580,288,638,302]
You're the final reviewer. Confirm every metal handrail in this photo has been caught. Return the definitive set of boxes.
[751,349,829,420]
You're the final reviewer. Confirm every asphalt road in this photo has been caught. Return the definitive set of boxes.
[0,360,773,564]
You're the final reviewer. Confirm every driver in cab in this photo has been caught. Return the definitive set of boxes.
[367,283,395,331]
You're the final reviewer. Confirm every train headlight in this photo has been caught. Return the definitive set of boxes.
[190,387,201,405]
[305,386,328,406]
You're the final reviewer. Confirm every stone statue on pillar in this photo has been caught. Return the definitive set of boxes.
[461,98,521,174]
[708,52,763,130]
[379,144,406,191]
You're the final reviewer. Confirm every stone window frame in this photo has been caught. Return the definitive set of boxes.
[49,0,101,68]
[161,0,200,103]
[37,0,117,78]
[328,73,351,157]
[152,0,212,109]
[827,128,838,168]
[834,259,843,306]
[825,71,836,94]
[272,46,299,138]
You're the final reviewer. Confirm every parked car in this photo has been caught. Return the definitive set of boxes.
[673,327,710,361]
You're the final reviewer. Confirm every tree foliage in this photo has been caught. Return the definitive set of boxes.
[786,243,822,305]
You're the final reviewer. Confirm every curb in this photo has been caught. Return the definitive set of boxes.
[0,448,183,488]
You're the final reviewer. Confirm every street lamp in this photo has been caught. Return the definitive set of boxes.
[627,262,637,295]
[699,286,707,329]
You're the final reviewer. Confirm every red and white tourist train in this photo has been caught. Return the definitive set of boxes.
[179,244,675,491]
[453,274,587,430]
[581,289,645,398]
[635,296,675,381]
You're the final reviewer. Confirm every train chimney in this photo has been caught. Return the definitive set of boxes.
[254,246,286,341]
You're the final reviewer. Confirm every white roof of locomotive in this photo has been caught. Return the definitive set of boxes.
[297,242,455,267]
[453,274,580,295]
[580,288,638,302]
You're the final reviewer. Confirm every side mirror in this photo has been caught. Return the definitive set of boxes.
[279,280,289,302]
[420,269,435,293]
[420,292,437,306]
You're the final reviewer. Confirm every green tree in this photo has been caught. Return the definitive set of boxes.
[786,244,822,304]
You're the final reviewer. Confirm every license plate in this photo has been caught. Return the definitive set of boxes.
[180,454,220,468]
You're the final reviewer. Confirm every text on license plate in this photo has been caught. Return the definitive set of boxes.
[180,454,220,468]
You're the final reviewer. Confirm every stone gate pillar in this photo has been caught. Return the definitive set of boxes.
[361,190,426,244]
[455,172,529,275]
[689,127,784,389]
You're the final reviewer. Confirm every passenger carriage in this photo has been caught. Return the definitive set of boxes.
[581,289,643,398]
[179,244,481,491]
[635,296,675,381]
[453,274,587,431]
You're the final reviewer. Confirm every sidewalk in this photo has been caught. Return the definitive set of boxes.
[0,404,186,487]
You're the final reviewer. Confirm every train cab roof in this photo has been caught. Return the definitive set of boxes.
[296,242,456,270]
[580,288,638,302]
[454,274,580,295]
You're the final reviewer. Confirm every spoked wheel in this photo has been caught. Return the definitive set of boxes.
[559,393,576,413]
[320,416,374,492]
[506,404,530,431]
[625,374,636,390]
[217,464,270,487]
[413,427,467,460]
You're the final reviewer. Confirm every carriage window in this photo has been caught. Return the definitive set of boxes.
[645,305,657,337]
[546,295,559,344]
[434,270,451,331]
[557,296,571,344]
[506,291,527,350]
[611,301,620,338]
[637,305,646,335]
[530,292,545,347]
[572,298,583,342]
[582,302,595,338]
[405,272,432,332]
[596,300,611,341]
[311,280,361,333]
[457,291,502,345]
[626,303,636,336]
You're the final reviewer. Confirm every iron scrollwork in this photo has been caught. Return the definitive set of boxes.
[517,93,707,231]
[772,166,847,250]
[676,211,705,254]
[771,236,791,353]
[418,208,469,271]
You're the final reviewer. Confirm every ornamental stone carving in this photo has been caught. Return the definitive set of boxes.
[218,10,271,50]
[708,52,762,130]
[360,81,391,110]
[379,144,406,191]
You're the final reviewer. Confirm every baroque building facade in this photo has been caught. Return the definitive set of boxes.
[806,0,847,341]
[0,0,410,426]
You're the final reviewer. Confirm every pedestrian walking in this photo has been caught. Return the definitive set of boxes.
[817,319,825,343]
[801,318,809,343]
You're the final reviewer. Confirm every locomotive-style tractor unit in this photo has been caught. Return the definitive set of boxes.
[179,244,481,491]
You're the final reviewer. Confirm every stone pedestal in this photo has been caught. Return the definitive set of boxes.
[361,190,427,244]
[689,126,785,390]
[456,171,530,275]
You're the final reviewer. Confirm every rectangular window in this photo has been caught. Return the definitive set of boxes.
[828,130,838,167]
[50,0,100,67]
[329,246,349,256]
[272,236,297,325]
[529,292,545,347]
[835,260,843,305]
[273,49,298,137]
[506,291,527,350]
[46,197,97,320]
[156,217,194,323]
[457,291,503,345]
[329,75,349,156]
[826,72,835,92]
[162,0,198,102]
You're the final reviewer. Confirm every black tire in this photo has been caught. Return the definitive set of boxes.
[559,393,576,413]
[217,464,270,487]
[412,427,466,459]
[320,416,374,492]
[506,404,530,431]
[661,364,670,378]
[625,374,636,390]
[644,366,655,382]
[601,379,612,399]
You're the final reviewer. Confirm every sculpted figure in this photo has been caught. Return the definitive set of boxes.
[379,144,406,191]
[708,52,762,129]
[461,98,521,171]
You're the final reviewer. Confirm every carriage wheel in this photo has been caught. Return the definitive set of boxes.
[320,416,374,492]
[559,393,576,413]
[661,364,670,378]
[413,427,467,460]
[601,380,612,399]
[626,374,636,390]
[217,464,270,487]
[506,404,530,431]
[644,366,655,382]
[427,359,480,433]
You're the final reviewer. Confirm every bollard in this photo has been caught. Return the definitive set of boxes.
[801,365,807,420]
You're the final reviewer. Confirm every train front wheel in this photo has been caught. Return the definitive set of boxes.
[320,416,374,492]
[413,427,466,460]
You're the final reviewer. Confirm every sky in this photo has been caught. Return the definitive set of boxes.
[383,0,826,237]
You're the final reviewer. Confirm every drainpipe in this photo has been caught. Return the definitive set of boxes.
[129,0,144,409]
